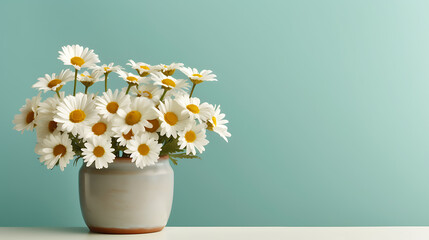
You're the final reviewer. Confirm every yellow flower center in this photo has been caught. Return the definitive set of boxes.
[69,109,86,123]
[140,65,150,70]
[47,79,62,89]
[104,67,110,72]
[138,144,150,156]
[106,102,119,114]
[145,119,160,133]
[186,104,200,114]
[142,91,153,99]
[26,111,35,124]
[70,56,85,67]
[53,144,67,157]
[212,116,217,126]
[164,112,178,126]
[162,78,176,88]
[185,130,197,143]
[92,122,107,136]
[192,73,203,78]
[122,130,134,140]
[48,121,57,133]
[93,146,105,157]
[127,76,138,82]
[125,111,141,125]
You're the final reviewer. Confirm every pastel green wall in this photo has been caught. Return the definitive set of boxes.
[2,0,429,226]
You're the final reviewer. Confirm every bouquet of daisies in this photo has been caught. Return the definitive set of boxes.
[13,45,230,171]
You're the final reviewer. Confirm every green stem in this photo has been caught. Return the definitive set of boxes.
[189,83,197,98]
[73,69,78,96]
[160,88,168,102]
[56,91,60,98]
[125,84,132,94]
[104,73,108,92]
[84,86,88,94]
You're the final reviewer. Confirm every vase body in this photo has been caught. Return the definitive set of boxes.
[79,156,174,234]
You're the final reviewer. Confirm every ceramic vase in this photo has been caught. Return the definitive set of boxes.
[79,156,174,234]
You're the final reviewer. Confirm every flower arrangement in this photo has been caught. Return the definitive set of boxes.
[13,45,230,171]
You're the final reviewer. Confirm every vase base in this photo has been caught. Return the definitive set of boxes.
[88,226,164,234]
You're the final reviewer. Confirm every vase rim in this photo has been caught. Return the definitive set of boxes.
[114,155,169,162]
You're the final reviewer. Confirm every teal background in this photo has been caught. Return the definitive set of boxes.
[2,0,429,226]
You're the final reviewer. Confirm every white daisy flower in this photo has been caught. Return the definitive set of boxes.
[154,99,190,138]
[145,118,161,133]
[175,94,214,122]
[95,89,131,121]
[78,70,103,87]
[127,60,154,77]
[58,44,100,70]
[124,133,162,169]
[178,122,209,155]
[35,133,74,171]
[112,97,157,135]
[82,137,115,169]
[113,117,160,142]
[154,63,184,76]
[91,62,122,75]
[35,112,60,140]
[113,129,135,147]
[150,72,189,95]
[38,93,64,114]
[207,105,231,142]
[131,84,163,103]
[117,70,147,85]
[36,94,65,140]
[81,118,113,140]
[32,69,74,92]
[13,93,41,132]
[179,67,217,84]
[54,93,100,135]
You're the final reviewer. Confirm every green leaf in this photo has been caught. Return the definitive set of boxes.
[170,153,201,160]
[158,135,169,144]
[73,156,83,166]
[168,153,202,165]
[169,156,178,165]
[160,137,182,156]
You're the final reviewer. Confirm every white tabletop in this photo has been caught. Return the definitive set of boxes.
[2,227,429,240]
